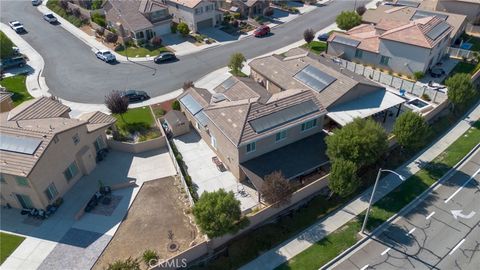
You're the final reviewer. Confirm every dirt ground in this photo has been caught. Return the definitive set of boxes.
[93,176,202,269]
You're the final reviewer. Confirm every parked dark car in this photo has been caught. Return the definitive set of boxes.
[254,25,270,37]
[0,56,27,72]
[430,68,445,78]
[154,52,176,63]
[120,90,150,102]
[317,33,330,42]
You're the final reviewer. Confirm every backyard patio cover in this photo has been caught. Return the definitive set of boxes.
[240,133,329,190]
[327,90,406,126]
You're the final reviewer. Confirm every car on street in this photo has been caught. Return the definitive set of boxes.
[254,25,270,37]
[95,50,116,63]
[120,90,150,102]
[9,21,25,33]
[43,13,57,23]
[31,0,42,6]
[154,52,176,63]
[317,33,330,42]
[0,56,27,72]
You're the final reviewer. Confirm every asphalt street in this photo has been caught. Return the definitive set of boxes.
[331,149,480,270]
[1,0,368,103]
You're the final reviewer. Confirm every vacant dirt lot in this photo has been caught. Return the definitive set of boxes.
[94,176,202,269]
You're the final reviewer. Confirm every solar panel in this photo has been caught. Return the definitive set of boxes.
[249,100,319,133]
[395,0,420,8]
[332,36,360,47]
[426,21,450,40]
[212,93,227,103]
[411,10,448,21]
[194,111,209,127]
[179,94,203,115]
[294,65,337,93]
[220,76,237,90]
[0,134,42,155]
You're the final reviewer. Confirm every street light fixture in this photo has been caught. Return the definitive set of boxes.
[361,168,406,234]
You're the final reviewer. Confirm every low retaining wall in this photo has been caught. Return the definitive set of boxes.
[107,136,166,153]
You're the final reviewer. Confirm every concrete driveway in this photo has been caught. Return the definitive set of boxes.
[0,148,175,270]
[173,132,258,212]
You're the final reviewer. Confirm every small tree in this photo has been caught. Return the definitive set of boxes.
[171,100,181,111]
[0,32,15,59]
[335,11,362,30]
[356,5,367,16]
[446,73,476,113]
[142,249,158,267]
[192,189,244,238]
[303,28,315,45]
[260,171,294,207]
[177,22,190,37]
[183,81,194,90]
[105,90,129,122]
[329,159,359,197]
[106,257,140,270]
[393,111,430,151]
[228,52,246,75]
[263,7,274,17]
[326,118,388,168]
[150,36,162,46]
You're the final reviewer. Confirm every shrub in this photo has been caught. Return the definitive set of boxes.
[170,22,177,33]
[150,36,162,46]
[59,0,68,10]
[91,0,102,10]
[95,28,104,36]
[393,111,431,151]
[263,7,274,17]
[72,8,81,18]
[260,171,294,207]
[413,71,425,80]
[177,22,190,36]
[232,12,241,19]
[105,31,118,43]
[172,100,181,111]
[356,5,367,16]
[91,12,106,27]
[335,11,362,30]
[232,20,239,28]
[106,257,140,270]
[223,13,232,23]
[142,249,158,267]
[421,93,431,101]
[228,52,246,75]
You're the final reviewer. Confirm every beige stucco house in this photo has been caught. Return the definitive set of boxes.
[0,97,116,209]
[420,0,480,23]
[166,0,223,32]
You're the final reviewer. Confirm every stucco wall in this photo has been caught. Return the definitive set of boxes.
[167,0,220,32]
[436,0,480,22]
[107,135,166,153]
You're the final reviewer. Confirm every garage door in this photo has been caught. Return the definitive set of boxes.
[196,18,213,30]
[153,22,171,35]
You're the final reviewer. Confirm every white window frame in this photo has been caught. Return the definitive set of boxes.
[64,162,79,182]
[301,119,317,132]
[246,141,256,153]
[275,130,287,143]
[380,55,390,66]
[44,183,58,201]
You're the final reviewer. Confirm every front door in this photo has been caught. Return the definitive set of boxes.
[16,194,34,209]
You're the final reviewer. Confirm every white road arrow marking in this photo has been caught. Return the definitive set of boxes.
[451,210,476,220]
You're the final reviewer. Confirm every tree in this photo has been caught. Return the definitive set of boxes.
[192,189,244,238]
[303,28,315,45]
[106,257,140,270]
[356,5,367,16]
[105,90,129,122]
[150,36,162,46]
[228,52,246,75]
[326,118,388,168]
[0,31,15,59]
[260,171,294,207]
[329,159,359,197]
[335,11,362,30]
[177,22,190,37]
[393,111,430,151]
[445,73,476,113]
[171,100,181,111]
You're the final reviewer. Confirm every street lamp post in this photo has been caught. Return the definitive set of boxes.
[361,168,406,234]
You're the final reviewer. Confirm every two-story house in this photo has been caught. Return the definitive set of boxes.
[0,97,116,210]
[105,0,172,43]
[327,16,454,75]
[166,0,222,32]
[219,0,270,18]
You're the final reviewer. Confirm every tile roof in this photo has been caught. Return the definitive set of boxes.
[7,97,70,121]
[0,90,13,103]
[214,76,271,103]
[105,0,169,32]
[78,111,117,132]
[168,0,203,8]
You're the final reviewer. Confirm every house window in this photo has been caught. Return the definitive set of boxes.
[211,135,217,150]
[64,162,79,182]
[15,176,29,187]
[72,134,80,145]
[275,130,287,142]
[355,49,363,59]
[44,183,58,202]
[94,136,105,151]
[195,121,201,130]
[15,194,34,209]
[135,31,144,39]
[301,119,317,131]
[246,142,256,153]
[380,55,390,66]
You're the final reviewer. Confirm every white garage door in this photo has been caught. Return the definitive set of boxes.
[197,18,213,30]
[153,22,171,36]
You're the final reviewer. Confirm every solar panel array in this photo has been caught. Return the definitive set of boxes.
[426,21,450,40]
[179,94,202,115]
[411,10,448,21]
[212,93,227,103]
[221,76,237,90]
[332,36,360,47]
[294,65,337,93]
[396,0,420,8]
[0,134,42,155]
[194,111,209,127]
[249,100,319,133]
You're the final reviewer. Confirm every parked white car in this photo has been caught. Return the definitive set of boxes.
[43,13,57,23]
[9,21,25,33]
[95,50,116,63]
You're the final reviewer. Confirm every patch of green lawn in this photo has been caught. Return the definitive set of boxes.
[278,120,480,270]
[301,41,327,54]
[115,45,170,57]
[114,106,160,141]
[0,232,25,264]
[229,70,248,77]
[450,62,476,75]
[0,75,33,106]
[465,35,480,52]
[47,0,87,27]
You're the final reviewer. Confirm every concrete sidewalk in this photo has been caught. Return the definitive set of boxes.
[240,105,480,270]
